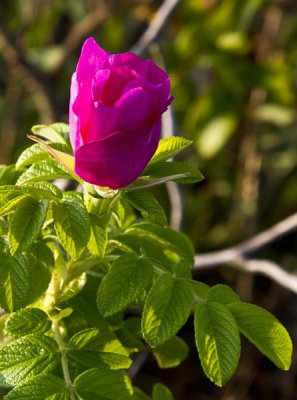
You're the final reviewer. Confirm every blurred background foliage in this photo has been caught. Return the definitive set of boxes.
[1,0,297,399]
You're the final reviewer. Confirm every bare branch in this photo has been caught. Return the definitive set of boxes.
[231,259,297,295]
[194,212,297,268]
[131,0,180,56]
[49,2,110,75]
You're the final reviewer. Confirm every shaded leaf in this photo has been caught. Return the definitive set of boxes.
[8,198,47,254]
[125,191,167,226]
[153,336,189,368]
[97,253,153,316]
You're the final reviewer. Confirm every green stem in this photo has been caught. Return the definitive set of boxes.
[52,319,76,400]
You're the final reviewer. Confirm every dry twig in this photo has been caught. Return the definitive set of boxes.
[194,212,297,294]
[131,0,180,56]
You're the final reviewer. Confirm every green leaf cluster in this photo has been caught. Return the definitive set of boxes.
[0,124,292,398]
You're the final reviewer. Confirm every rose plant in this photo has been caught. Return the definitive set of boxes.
[0,38,292,400]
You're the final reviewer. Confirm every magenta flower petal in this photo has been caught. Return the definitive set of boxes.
[76,37,109,83]
[69,37,173,188]
[74,120,161,189]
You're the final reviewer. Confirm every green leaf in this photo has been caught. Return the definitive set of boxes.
[97,254,153,316]
[152,383,174,400]
[4,374,67,400]
[87,214,108,258]
[125,191,167,227]
[24,242,53,305]
[142,274,193,347]
[23,182,62,200]
[194,302,240,386]
[127,223,195,263]
[134,387,151,400]
[153,336,189,368]
[125,175,196,191]
[48,123,70,142]
[68,328,131,370]
[0,194,29,217]
[4,308,50,337]
[0,253,30,312]
[0,165,21,185]
[115,317,144,353]
[0,334,59,388]
[190,281,210,302]
[74,368,133,400]
[172,260,192,279]
[8,198,48,254]
[149,137,193,165]
[31,125,67,144]
[227,302,292,370]
[15,144,50,170]
[207,284,240,305]
[144,162,204,184]
[17,159,72,185]
[53,194,90,259]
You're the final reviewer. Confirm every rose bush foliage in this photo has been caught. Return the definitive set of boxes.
[69,37,173,189]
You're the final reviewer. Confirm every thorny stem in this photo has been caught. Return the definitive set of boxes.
[52,319,76,400]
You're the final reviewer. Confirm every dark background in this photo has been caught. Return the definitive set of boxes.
[0,0,297,398]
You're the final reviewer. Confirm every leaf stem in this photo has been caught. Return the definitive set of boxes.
[52,319,76,400]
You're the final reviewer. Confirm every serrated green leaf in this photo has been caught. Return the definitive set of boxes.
[17,159,72,185]
[127,223,195,263]
[149,137,193,165]
[4,374,67,400]
[153,336,189,368]
[53,194,90,259]
[23,182,62,200]
[4,308,50,338]
[31,125,66,144]
[0,334,59,388]
[45,393,69,400]
[15,144,50,170]
[194,302,240,386]
[207,285,240,305]
[0,253,30,312]
[152,383,174,400]
[144,162,204,184]
[87,214,108,258]
[74,367,133,400]
[125,191,167,227]
[9,198,48,254]
[68,328,131,370]
[227,302,292,370]
[48,123,70,142]
[173,260,192,279]
[97,254,153,316]
[142,274,193,347]
[0,194,29,217]
[24,242,53,304]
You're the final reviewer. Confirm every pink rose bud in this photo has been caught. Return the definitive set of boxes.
[69,37,173,189]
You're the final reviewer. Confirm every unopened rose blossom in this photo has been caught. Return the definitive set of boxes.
[69,37,173,189]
